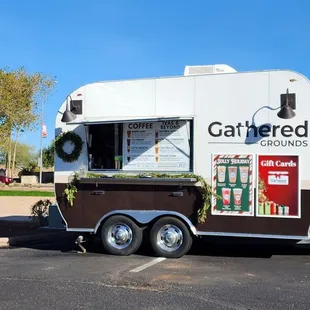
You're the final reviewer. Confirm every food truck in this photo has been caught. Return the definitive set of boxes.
[54,64,310,258]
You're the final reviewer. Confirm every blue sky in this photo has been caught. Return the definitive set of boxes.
[1,0,310,152]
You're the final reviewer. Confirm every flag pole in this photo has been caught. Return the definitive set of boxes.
[39,100,43,185]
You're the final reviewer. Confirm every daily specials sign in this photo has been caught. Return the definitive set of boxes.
[212,154,254,216]
[256,155,300,218]
[123,120,190,171]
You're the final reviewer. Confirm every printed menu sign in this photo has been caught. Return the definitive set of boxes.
[256,155,300,218]
[123,120,190,171]
[212,154,254,216]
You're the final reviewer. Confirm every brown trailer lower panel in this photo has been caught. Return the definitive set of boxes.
[55,179,310,238]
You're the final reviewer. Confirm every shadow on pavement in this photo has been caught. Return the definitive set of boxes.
[188,237,310,258]
[10,232,310,258]
[0,220,40,238]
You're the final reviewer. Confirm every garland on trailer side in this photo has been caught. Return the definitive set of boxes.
[63,174,78,207]
[63,172,222,223]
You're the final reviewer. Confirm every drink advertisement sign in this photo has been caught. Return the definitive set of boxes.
[256,155,300,218]
[212,154,254,216]
[122,121,190,171]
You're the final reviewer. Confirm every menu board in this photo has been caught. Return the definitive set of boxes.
[212,154,254,216]
[256,154,300,218]
[123,120,190,171]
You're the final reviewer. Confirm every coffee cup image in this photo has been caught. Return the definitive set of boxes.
[228,166,237,183]
[233,188,242,206]
[217,166,226,182]
[239,166,249,183]
[222,188,231,205]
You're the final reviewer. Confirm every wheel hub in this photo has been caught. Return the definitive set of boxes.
[108,224,133,249]
[164,230,177,245]
[157,224,183,252]
[115,228,128,243]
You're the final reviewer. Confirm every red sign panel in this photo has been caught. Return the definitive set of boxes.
[256,154,300,218]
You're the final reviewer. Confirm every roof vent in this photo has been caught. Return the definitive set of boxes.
[184,64,237,76]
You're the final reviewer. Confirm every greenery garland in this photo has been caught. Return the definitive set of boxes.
[63,174,78,207]
[64,182,78,207]
[55,131,83,163]
[64,171,222,223]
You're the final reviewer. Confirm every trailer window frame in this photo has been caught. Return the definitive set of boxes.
[84,118,195,173]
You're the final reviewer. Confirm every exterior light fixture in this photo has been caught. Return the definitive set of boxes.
[61,95,77,123]
[277,88,296,119]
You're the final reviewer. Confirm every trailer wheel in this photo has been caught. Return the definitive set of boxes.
[149,217,193,258]
[100,215,143,256]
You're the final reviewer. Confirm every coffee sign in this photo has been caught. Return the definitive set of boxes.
[123,120,190,171]
[212,154,254,216]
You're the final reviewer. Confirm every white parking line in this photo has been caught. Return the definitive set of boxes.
[129,257,166,273]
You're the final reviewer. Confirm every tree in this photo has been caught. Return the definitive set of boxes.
[0,150,5,165]
[0,67,56,177]
[41,140,55,168]
[15,142,37,169]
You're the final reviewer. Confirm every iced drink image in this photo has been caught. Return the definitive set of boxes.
[127,147,130,153]
[239,166,249,184]
[155,156,159,163]
[127,139,131,147]
[233,188,242,206]
[127,130,131,138]
[127,156,131,162]
[228,166,237,183]
[155,131,159,138]
[222,188,231,205]
[155,146,159,154]
[217,166,226,183]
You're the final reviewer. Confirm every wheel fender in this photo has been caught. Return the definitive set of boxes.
[94,210,197,236]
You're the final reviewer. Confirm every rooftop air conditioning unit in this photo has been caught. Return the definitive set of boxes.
[184,64,237,76]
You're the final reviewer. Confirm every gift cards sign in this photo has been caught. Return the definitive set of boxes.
[256,155,300,218]
[212,154,254,216]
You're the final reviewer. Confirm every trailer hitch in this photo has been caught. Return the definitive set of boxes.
[75,235,87,254]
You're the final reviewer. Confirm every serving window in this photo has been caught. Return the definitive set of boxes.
[85,119,193,172]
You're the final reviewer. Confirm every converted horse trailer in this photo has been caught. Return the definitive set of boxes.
[54,64,310,258]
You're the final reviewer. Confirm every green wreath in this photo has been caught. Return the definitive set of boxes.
[55,131,84,163]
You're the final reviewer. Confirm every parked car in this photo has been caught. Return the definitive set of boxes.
[0,175,13,185]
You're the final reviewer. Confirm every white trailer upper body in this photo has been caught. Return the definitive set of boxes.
[54,64,310,258]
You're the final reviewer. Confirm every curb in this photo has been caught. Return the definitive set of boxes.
[0,231,75,248]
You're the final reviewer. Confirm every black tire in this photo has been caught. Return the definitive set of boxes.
[149,217,193,258]
[100,215,143,256]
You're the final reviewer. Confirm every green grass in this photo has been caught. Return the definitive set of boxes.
[0,190,55,197]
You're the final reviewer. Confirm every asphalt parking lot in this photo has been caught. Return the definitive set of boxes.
[0,238,309,310]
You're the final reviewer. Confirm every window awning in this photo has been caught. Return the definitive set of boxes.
[70,115,194,125]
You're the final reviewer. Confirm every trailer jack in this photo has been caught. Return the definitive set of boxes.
[75,235,87,254]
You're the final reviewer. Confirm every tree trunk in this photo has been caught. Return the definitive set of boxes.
[7,135,12,178]
[11,128,20,178]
